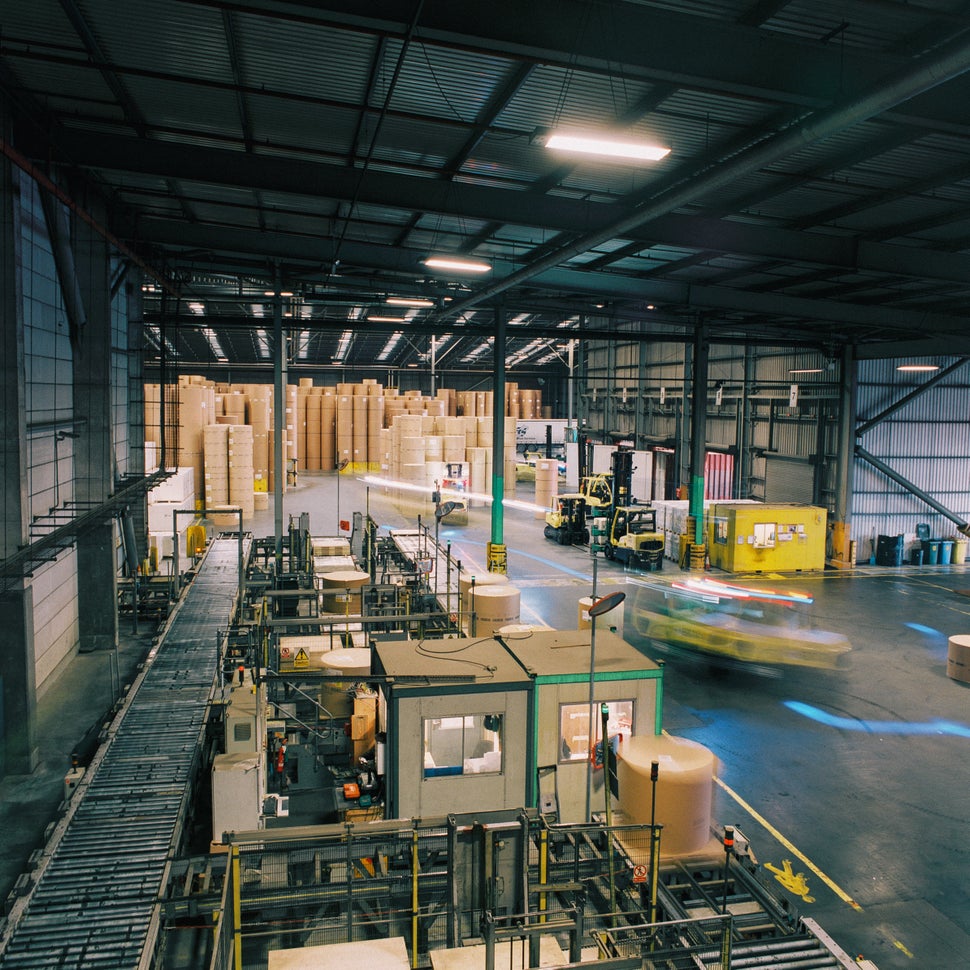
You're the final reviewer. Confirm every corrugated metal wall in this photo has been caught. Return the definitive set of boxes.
[853,357,970,560]
[580,339,840,505]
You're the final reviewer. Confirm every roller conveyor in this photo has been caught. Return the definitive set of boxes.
[0,537,247,970]
[389,529,462,614]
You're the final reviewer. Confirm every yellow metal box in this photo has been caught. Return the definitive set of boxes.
[707,503,827,572]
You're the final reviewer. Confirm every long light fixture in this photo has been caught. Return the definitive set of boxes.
[897,363,939,372]
[790,368,823,375]
[387,296,435,307]
[367,315,407,323]
[545,132,670,162]
[423,256,491,273]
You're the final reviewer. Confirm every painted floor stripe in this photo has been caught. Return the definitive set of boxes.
[714,776,863,912]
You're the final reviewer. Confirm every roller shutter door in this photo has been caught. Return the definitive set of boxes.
[764,455,813,503]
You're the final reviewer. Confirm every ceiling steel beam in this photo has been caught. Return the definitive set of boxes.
[46,132,970,289]
[439,27,970,321]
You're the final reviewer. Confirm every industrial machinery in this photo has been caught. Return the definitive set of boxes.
[627,576,852,671]
[544,493,589,545]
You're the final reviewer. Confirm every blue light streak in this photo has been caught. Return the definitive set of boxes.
[784,700,970,737]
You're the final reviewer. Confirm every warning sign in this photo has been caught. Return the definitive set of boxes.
[632,864,648,885]
[293,648,310,669]
[280,646,291,661]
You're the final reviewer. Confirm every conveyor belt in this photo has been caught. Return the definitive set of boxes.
[0,538,246,970]
[390,529,462,614]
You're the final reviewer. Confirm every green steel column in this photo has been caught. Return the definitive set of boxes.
[272,275,285,574]
[690,325,710,546]
[489,304,507,568]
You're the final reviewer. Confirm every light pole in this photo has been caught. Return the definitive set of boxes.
[584,590,626,822]
[335,458,349,532]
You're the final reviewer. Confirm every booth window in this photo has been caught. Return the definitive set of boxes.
[753,522,776,548]
[423,713,503,777]
[713,517,728,544]
[558,700,633,763]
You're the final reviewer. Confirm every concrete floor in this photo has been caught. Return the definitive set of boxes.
[3,468,969,969]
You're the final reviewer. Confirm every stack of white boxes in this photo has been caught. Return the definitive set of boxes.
[147,467,196,559]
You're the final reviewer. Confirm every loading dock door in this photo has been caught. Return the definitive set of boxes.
[764,455,814,504]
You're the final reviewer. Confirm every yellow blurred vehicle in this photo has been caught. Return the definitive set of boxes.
[627,577,851,670]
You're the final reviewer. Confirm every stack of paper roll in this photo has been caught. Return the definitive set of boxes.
[305,392,322,470]
[285,384,298,472]
[367,395,384,469]
[424,435,443,462]
[296,385,309,469]
[247,386,272,485]
[467,446,488,507]
[228,424,255,519]
[476,416,492,449]
[203,424,230,507]
[352,394,368,466]
[321,391,336,469]
[442,434,465,462]
[178,382,215,503]
[335,394,353,465]
[617,735,717,856]
[223,390,246,424]
[399,436,425,465]
[534,458,559,519]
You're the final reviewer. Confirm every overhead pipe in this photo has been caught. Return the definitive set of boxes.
[439,30,970,322]
[0,137,176,297]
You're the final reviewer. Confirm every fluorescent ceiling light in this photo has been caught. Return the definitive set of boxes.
[790,368,823,375]
[897,363,939,372]
[424,256,491,273]
[368,315,407,323]
[387,297,434,307]
[545,132,670,162]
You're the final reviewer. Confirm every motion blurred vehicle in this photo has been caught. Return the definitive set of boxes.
[626,577,851,670]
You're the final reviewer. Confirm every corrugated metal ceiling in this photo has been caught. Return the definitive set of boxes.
[3,0,970,375]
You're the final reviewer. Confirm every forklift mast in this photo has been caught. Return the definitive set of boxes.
[610,445,635,512]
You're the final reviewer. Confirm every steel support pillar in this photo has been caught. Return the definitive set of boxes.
[830,345,856,566]
[273,274,285,574]
[0,135,38,775]
[72,189,118,653]
[689,326,710,547]
[488,304,507,573]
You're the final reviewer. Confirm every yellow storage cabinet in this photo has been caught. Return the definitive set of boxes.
[707,503,827,572]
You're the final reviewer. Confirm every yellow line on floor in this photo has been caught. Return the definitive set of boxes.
[714,776,863,912]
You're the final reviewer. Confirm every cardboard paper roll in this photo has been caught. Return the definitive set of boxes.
[617,734,717,856]
[442,434,465,462]
[947,634,970,683]
[578,596,593,630]
[459,571,509,595]
[317,646,371,675]
[497,623,540,639]
[467,585,520,637]
[319,569,369,613]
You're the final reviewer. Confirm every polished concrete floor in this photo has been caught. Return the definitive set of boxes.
[2,468,968,969]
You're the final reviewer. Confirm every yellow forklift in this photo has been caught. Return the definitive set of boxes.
[592,446,665,571]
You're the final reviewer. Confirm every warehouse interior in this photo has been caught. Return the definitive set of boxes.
[2,2,970,969]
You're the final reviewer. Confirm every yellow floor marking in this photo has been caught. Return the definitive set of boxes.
[764,859,815,902]
[714,776,863,911]
[893,939,914,958]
